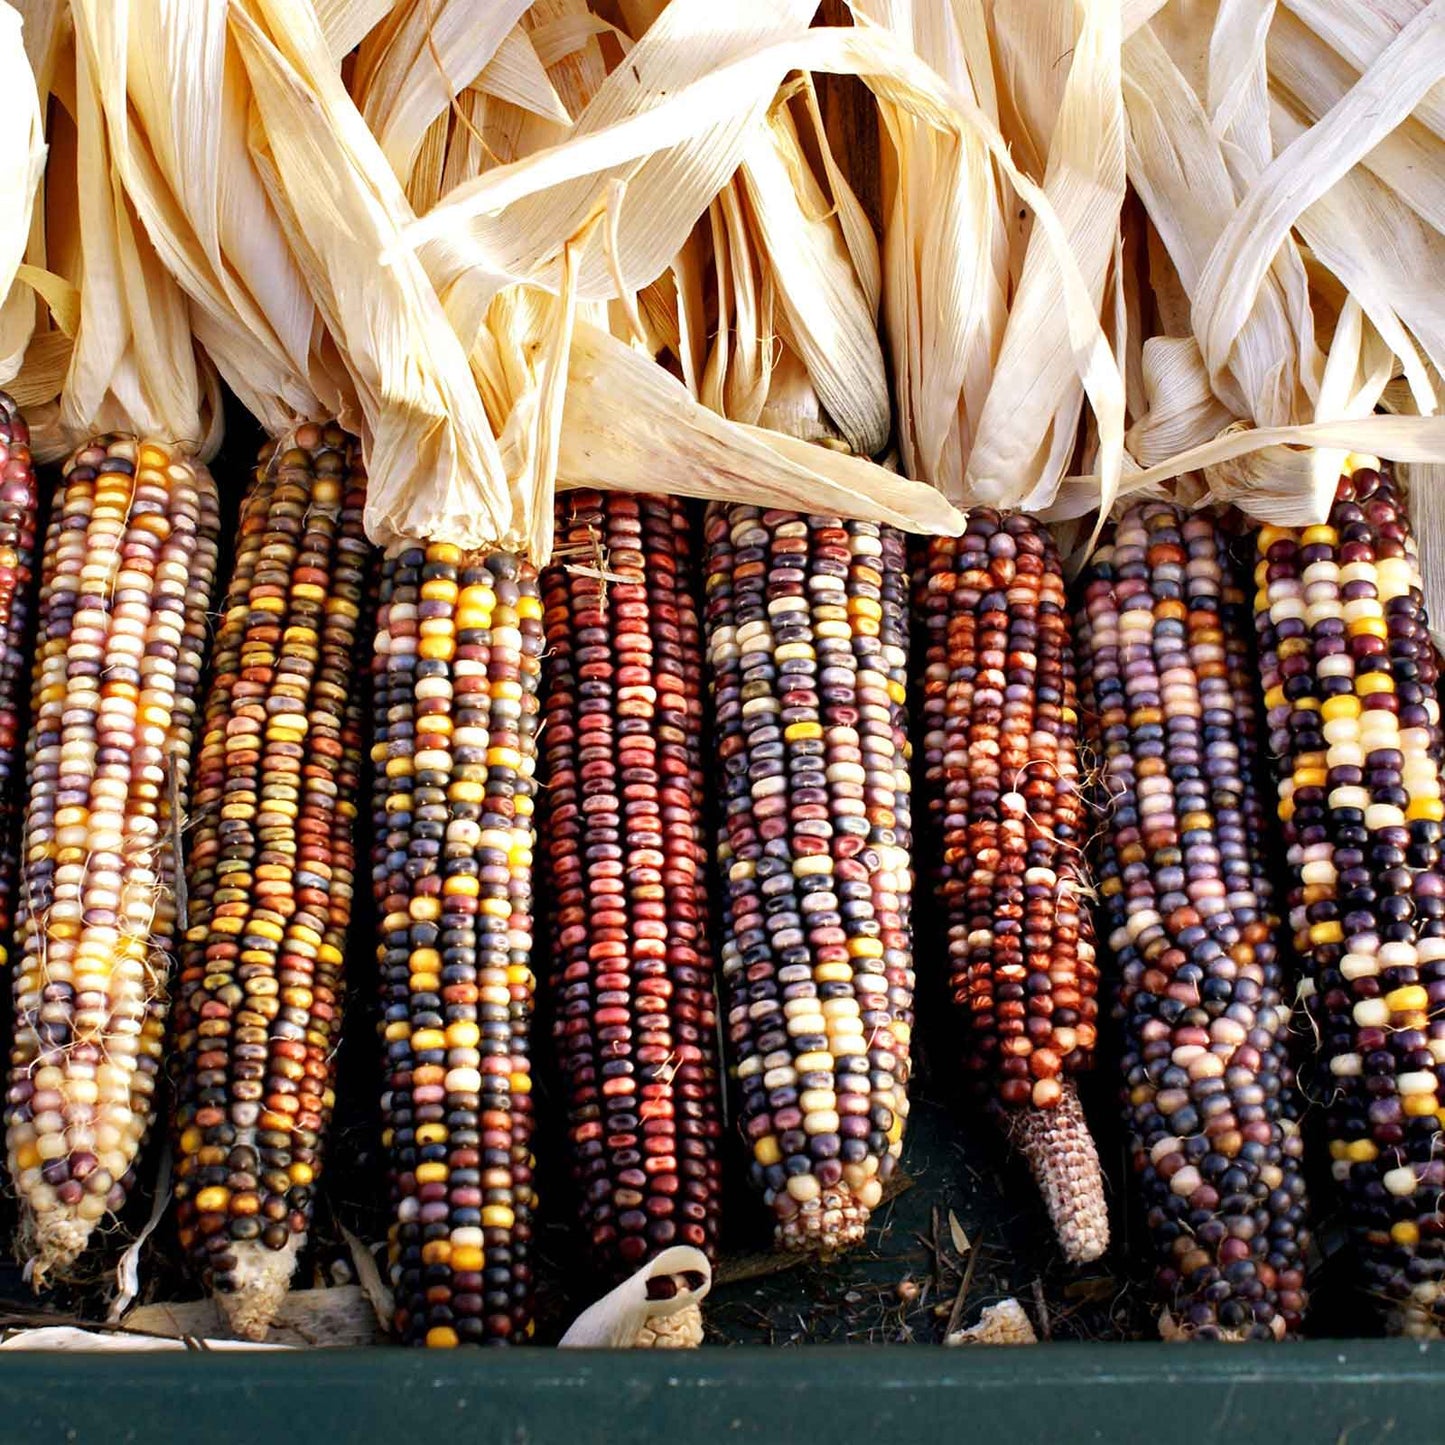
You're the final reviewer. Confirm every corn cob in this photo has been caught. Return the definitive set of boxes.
[704,504,914,1253]
[1255,464,1445,1337]
[6,436,220,1281]
[0,394,39,967]
[371,542,543,1346]
[1078,501,1310,1339]
[918,512,1108,1264]
[541,492,723,1326]
[172,424,372,1339]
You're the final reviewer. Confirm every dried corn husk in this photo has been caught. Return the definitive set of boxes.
[20,6,218,457]
[393,0,1125,508]
[64,0,347,436]
[0,3,46,388]
[1068,1,1445,530]
[230,0,961,558]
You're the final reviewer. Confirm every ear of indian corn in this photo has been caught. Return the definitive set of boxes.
[172,423,373,1339]
[704,504,914,1254]
[7,435,220,1281]
[0,394,39,967]
[1256,464,1445,1337]
[1078,501,1310,1339]
[371,542,543,1346]
[541,491,723,1344]
[918,512,1108,1264]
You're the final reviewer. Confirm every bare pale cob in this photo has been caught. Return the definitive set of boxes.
[1078,502,1310,1338]
[0,394,39,966]
[1256,465,1445,1337]
[7,436,220,1281]
[172,423,373,1338]
[918,512,1107,1264]
[704,504,914,1254]
[541,493,723,1339]
[371,542,543,1346]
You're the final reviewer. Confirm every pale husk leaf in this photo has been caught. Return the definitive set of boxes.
[1115,4,1445,525]
[57,10,215,455]
[400,9,1125,513]
[737,88,889,456]
[352,0,552,189]
[560,317,963,534]
[228,0,520,551]
[0,2,45,388]
[853,0,1008,505]
[69,0,336,436]
[965,0,1127,516]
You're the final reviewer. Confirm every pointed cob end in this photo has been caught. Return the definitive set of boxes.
[22,1212,93,1289]
[216,1239,300,1342]
[1004,1084,1109,1265]
[775,1177,881,1257]
[633,1302,705,1349]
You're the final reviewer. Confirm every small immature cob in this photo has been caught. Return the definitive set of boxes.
[371,541,544,1346]
[7,436,220,1280]
[918,511,1108,1264]
[0,394,39,966]
[1256,465,1445,1336]
[541,492,723,1345]
[1078,502,1310,1338]
[172,424,372,1338]
[704,505,914,1253]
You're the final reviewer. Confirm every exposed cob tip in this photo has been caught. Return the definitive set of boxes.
[215,1238,300,1342]
[22,1216,92,1289]
[633,1301,704,1349]
[774,1176,882,1256]
[1004,1083,1109,1264]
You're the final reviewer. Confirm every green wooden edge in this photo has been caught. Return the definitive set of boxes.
[0,1341,1437,1444]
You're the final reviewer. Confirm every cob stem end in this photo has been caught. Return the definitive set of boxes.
[22,1213,92,1289]
[1005,1084,1109,1265]
[217,1238,300,1342]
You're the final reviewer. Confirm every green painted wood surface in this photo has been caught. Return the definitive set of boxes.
[0,1342,1436,1444]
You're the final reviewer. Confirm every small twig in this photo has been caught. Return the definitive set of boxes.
[1031,1278,1052,1341]
[944,1231,985,1339]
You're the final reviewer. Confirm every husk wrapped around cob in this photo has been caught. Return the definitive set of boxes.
[4,3,227,1284]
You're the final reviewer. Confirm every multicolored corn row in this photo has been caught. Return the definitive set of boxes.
[1079,502,1310,1339]
[172,424,372,1339]
[541,492,723,1321]
[918,512,1107,1264]
[371,542,543,1346]
[0,394,39,966]
[704,505,914,1254]
[6,436,220,1281]
[1256,465,1445,1336]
